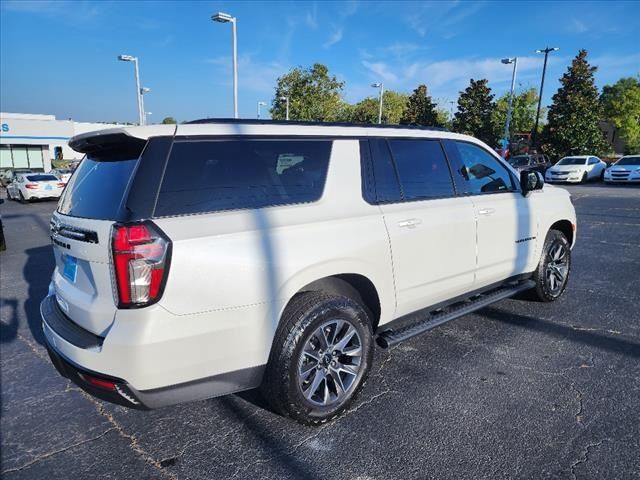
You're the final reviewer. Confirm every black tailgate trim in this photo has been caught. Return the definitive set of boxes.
[41,295,104,349]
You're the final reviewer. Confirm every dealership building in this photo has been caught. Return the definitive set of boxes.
[0,112,121,172]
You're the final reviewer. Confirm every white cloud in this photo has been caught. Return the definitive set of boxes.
[1,0,101,20]
[305,3,318,29]
[350,54,568,105]
[205,54,288,95]
[567,18,588,33]
[362,61,398,83]
[323,29,344,49]
[405,1,484,39]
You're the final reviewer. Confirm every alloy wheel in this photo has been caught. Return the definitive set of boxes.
[297,319,363,407]
[545,242,569,294]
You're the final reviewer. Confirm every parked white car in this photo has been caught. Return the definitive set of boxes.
[41,121,576,425]
[604,155,640,184]
[6,173,65,202]
[545,155,606,183]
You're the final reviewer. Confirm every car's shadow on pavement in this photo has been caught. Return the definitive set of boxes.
[0,298,20,343]
[216,395,325,480]
[482,306,640,358]
[23,245,55,346]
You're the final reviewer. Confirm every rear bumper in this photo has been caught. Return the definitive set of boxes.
[25,190,62,199]
[45,342,148,409]
[41,293,265,409]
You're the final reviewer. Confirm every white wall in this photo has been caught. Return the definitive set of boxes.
[1,113,123,167]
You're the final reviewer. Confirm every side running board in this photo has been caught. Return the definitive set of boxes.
[376,279,535,348]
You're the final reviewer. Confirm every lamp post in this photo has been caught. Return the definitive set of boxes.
[212,12,238,119]
[501,57,518,158]
[140,87,151,126]
[257,101,266,119]
[280,96,290,120]
[117,54,143,125]
[531,46,559,150]
[372,82,384,124]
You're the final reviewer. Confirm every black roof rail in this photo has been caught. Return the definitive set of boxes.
[184,118,449,132]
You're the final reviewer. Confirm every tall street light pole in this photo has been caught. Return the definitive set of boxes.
[501,57,518,159]
[140,87,150,125]
[372,82,384,124]
[531,46,559,150]
[118,55,143,125]
[280,96,290,120]
[257,101,266,119]
[212,12,238,119]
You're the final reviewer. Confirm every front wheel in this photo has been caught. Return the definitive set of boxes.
[531,230,571,302]
[581,172,588,184]
[262,291,374,425]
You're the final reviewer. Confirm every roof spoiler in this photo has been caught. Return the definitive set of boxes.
[69,129,147,160]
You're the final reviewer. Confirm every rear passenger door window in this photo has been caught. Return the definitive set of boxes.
[387,139,454,200]
[446,141,515,195]
[155,139,332,217]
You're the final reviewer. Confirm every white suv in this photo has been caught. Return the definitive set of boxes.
[41,121,576,424]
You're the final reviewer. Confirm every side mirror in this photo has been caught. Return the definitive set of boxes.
[520,170,544,193]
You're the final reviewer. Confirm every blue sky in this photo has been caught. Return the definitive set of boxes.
[1,0,639,123]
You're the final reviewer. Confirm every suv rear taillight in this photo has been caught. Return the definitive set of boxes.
[111,222,171,308]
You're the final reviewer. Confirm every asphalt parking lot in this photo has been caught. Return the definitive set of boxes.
[1,183,639,479]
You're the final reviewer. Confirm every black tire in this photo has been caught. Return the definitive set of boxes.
[581,172,588,184]
[531,229,571,302]
[19,191,27,204]
[600,169,605,181]
[262,291,374,425]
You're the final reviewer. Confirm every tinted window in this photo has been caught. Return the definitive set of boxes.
[155,140,331,216]
[616,156,640,165]
[57,157,138,219]
[367,139,402,203]
[557,157,587,165]
[26,174,58,182]
[588,157,598,164]
[509,156,531,167]
[387,139,454,200]
[453,142,514,194]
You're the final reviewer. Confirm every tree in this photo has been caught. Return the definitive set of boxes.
[541,49,609,159]
[348,90,408,124]
[600,77,640,154]
[161,117,177,124]
[493,88,541,140]
[452,78,499,146]
[435,108,451,129]
[400,84,441,126]
[270,63,345,121]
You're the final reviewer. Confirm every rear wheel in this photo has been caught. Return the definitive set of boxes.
[531,230,571,302]
[19,191,27,203]
[262,291,374,425]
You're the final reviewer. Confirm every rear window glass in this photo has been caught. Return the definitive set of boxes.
[57,157,138,219]
[26,174,58,181]
[155,139,332,217]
